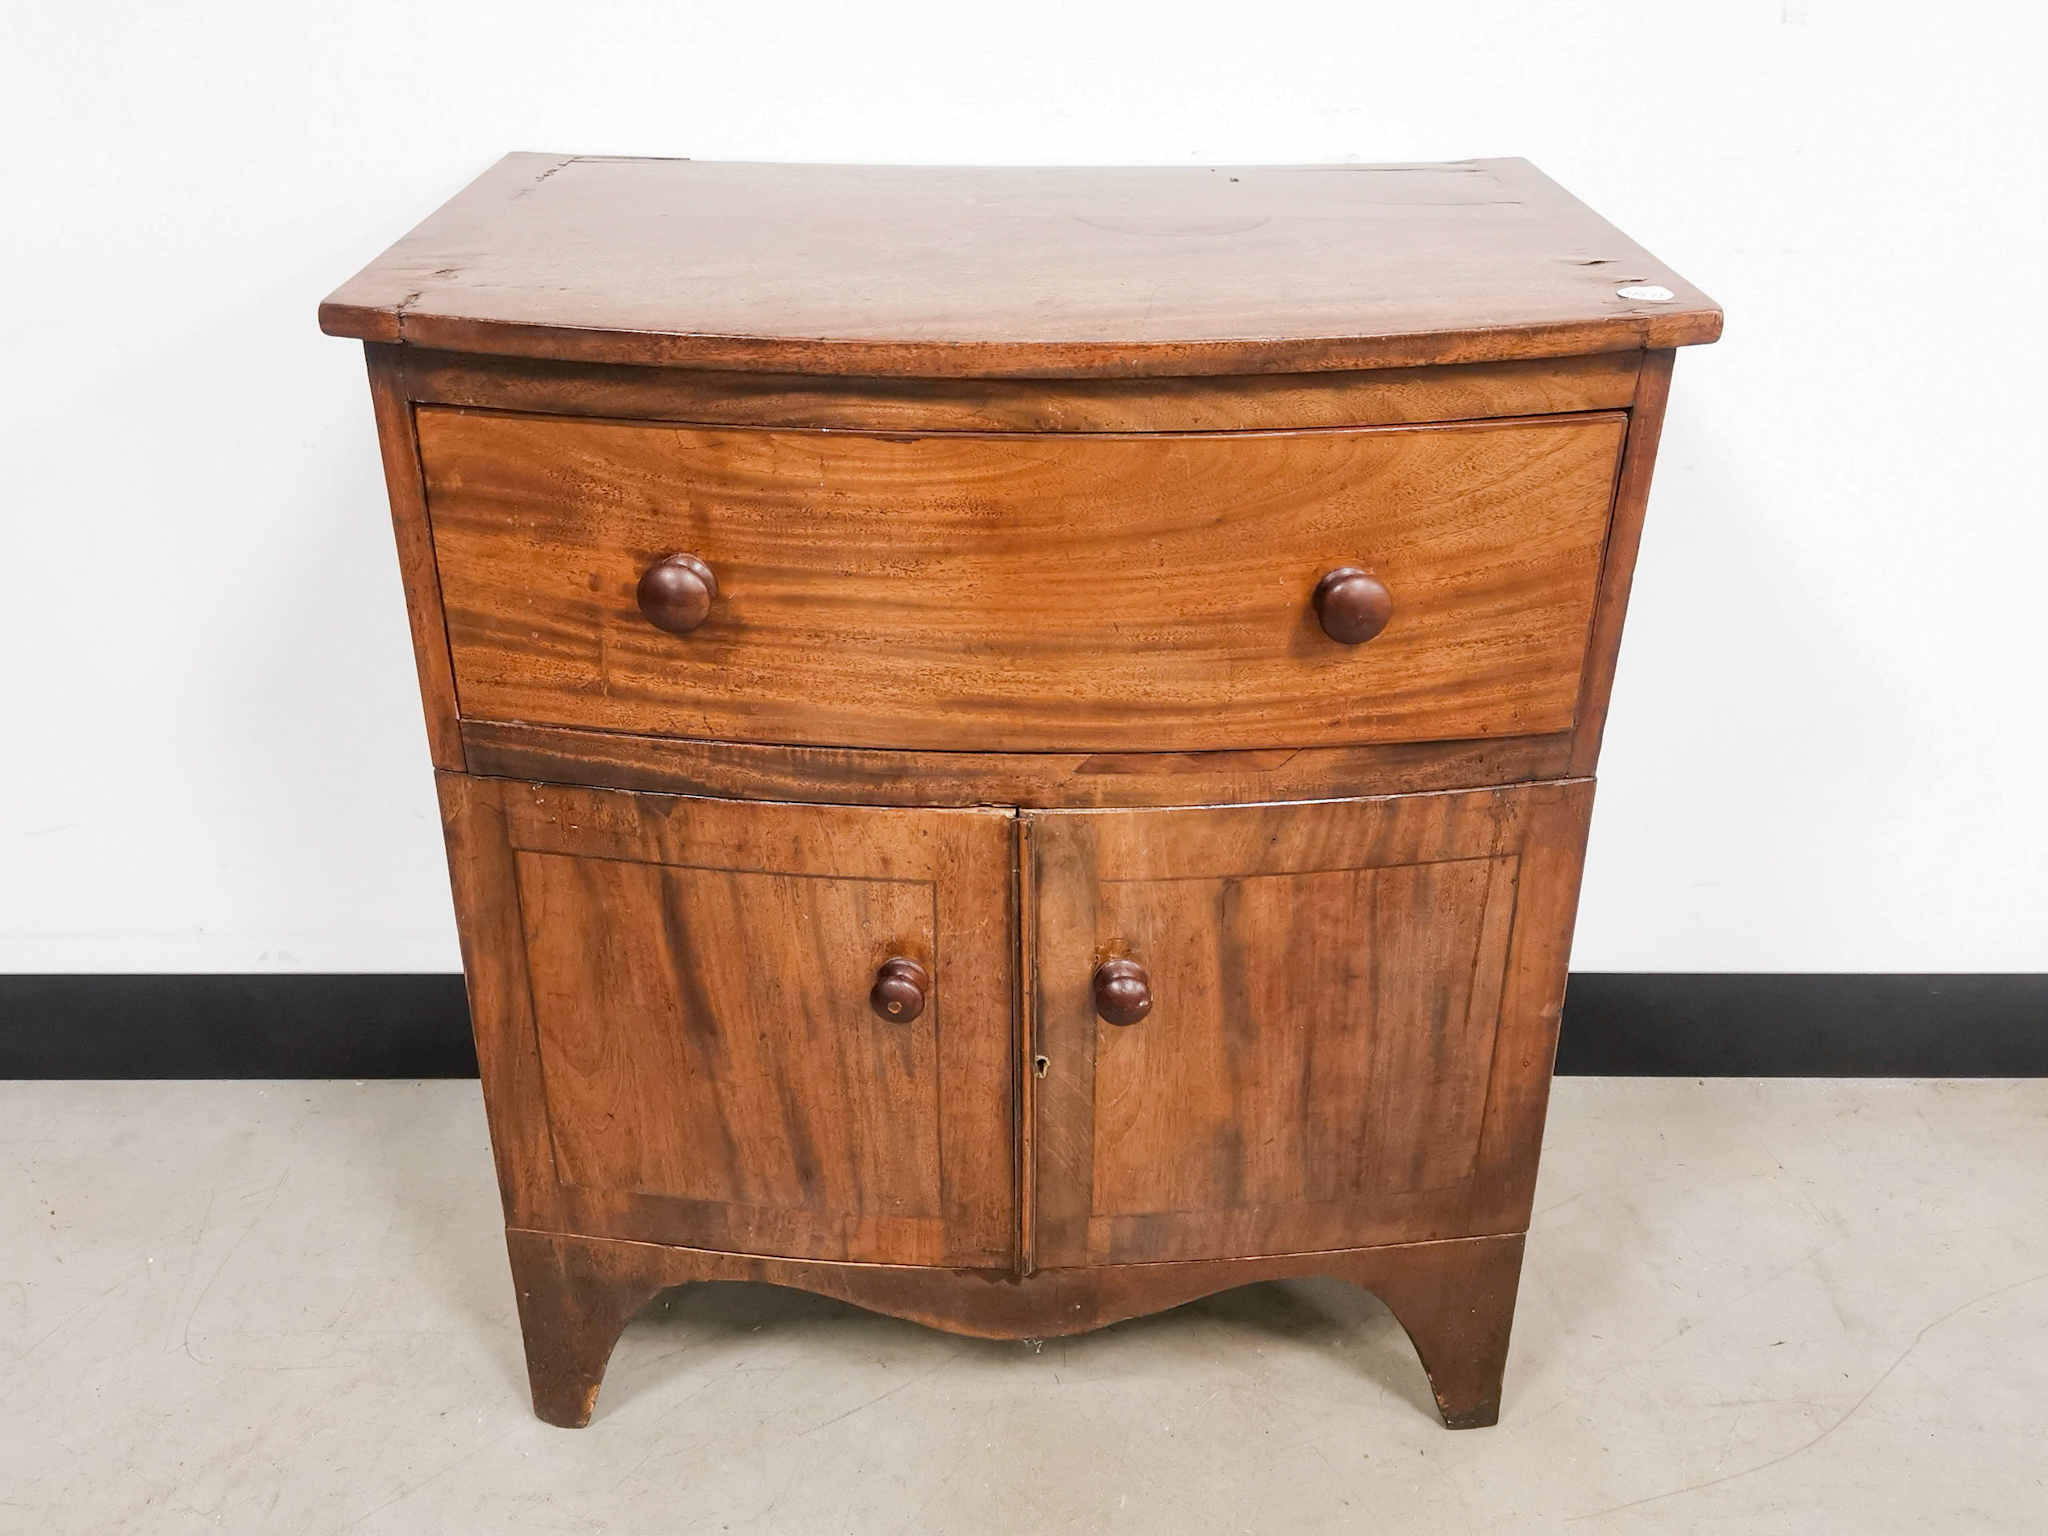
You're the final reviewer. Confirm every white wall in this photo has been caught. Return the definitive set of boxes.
[5,1,2044,973]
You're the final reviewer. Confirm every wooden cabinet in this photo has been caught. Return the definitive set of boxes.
[323,155,1718,1431]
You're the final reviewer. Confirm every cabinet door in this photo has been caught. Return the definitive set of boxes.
[1026,782,1592,1268]
[440,775,1018,1269]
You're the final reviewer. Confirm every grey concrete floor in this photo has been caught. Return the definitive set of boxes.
[2,1078,2044,1535]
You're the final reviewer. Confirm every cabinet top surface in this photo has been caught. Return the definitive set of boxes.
[319,154,1719,378]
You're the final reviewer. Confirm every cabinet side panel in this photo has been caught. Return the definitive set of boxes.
[1569,349,1675,774]
[1466,779,1597,1232]
[367,344,465,768]
[436,771,560,1229]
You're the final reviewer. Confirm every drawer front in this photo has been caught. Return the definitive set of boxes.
[421,408,1626,753]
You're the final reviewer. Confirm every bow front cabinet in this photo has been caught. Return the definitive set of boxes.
[321,155,1718,1428]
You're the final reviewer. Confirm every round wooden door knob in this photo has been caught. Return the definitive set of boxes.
[1092,958,1153,1027]
[1312,567,1393,645]
[636,553,719,635]
[870,957,929,1023]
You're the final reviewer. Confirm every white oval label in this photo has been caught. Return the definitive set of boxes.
[1617,284,1676,303]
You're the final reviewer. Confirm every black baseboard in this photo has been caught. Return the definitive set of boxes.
[0,974,478,1080]
[1551,973,2047,1076]
[0,972,2042,1080]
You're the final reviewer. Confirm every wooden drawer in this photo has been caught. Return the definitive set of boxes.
[421,408,1627,753]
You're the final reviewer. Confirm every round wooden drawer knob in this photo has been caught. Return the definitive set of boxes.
[636,553,719,635]
[1312,567,1393,645]
[1092,958,1152,1027]
[870,957,929,1023]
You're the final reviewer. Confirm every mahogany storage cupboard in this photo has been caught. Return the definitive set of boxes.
[321,155,1719,1429]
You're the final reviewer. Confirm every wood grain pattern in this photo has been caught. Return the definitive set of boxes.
[422,411,1627,753]
[399,347,1644,433]
[459,720,1576,810]
[1569,348,1676,774]
[436,771,560,1231]
[320,156,1719,376]
[1016,816,1040,1271]
[1029,782,1592,1267]
[1461,779,1599,1236]
[452,777,1018,1267]
[505,1227,1526,1429]
[366,345,463,768]
[505,1226,670,1428]
[329,152,1715,1431]
[518,852,951,1261]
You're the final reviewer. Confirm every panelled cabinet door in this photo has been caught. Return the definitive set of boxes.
[439,775,1018,1269]
[1026,783,1593,1269]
